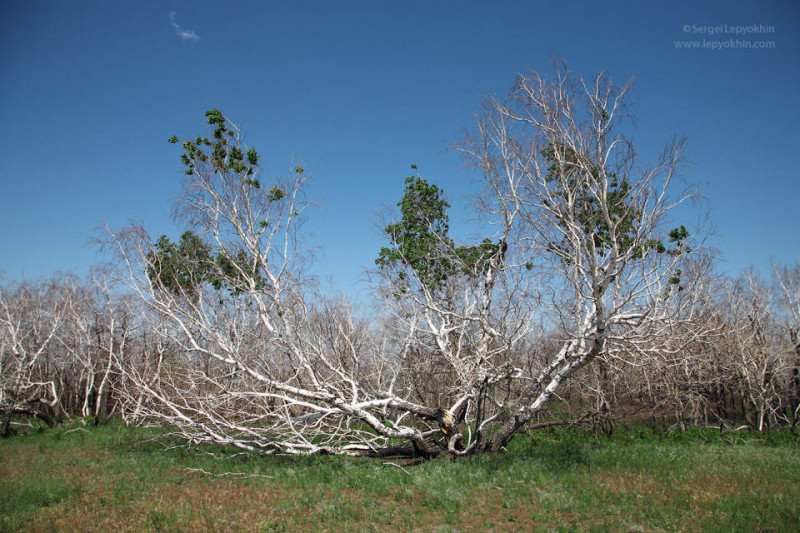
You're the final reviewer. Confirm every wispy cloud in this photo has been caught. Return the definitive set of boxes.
[169,11,200,41]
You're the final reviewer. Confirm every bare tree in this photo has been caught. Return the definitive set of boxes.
[0,280,67,435]
[773,261,800,425]
[613,264,798,433]
[106,110,464,456]
[104,61,713,456]
[372,169,535,454]
[719,270,792,430]
[57,271,130,423]
[456,64,708,451]
[0,273,129,434]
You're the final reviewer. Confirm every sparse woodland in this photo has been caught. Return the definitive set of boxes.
[2,66,799,455]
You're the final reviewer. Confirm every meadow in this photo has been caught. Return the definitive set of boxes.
[1,422,798,532]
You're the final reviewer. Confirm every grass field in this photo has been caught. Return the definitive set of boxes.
[1,421,798,532]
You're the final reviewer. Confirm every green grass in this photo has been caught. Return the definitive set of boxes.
[1,421,798,531]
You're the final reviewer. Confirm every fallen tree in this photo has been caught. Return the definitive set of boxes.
[105,66,708,456]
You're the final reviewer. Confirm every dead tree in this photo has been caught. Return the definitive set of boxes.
[106,64,710,455]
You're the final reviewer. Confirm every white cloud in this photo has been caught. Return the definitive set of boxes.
[169,11,200,41]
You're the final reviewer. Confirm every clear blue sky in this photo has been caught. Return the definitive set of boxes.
[1,0,798,298]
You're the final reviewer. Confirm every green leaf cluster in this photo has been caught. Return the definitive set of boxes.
[267,186,285,202]
[157,109,294,297]
[168,108,260,179]
[147,231,214,296]
[146,231,266,297]
[541,144,689,263]
[376,173,500,293]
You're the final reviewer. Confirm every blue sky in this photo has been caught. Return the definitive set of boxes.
[1,0,798,298]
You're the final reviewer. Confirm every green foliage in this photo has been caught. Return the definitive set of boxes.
[376,175,454,292]
[168,108,290,198]
[146,231,215,297]
[541,143,689,265]
[146,231,265,297]
[154,109,289,297]
[455,238,502,276]
[169,108,261,178]
[267,185,285,202]
[376,172,500,293]
[213,248,267,295]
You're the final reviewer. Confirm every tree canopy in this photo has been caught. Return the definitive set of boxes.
[376,171,500,295]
